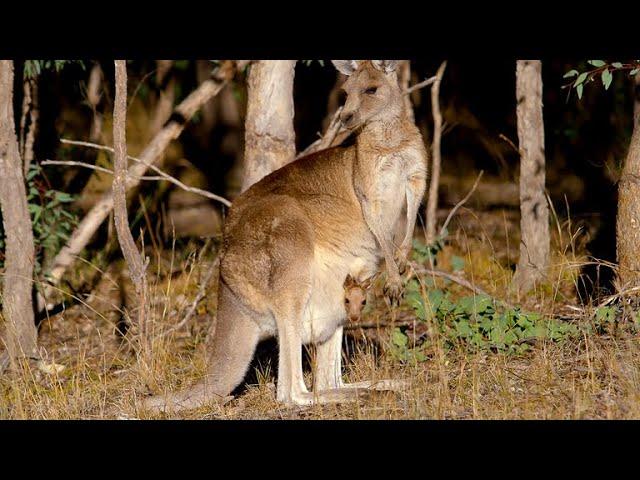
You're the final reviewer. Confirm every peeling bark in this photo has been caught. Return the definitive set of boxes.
[616,73,640,290]
[241,60,296,192]
[0,60,37,362]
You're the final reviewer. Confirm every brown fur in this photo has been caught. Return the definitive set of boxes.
[140,60,428,412]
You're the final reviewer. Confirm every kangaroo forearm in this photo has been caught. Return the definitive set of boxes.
[360,200,400,277]
[401,173,426,253]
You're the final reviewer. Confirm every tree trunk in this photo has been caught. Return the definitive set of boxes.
[513,60,549,293]
[0,60,37,362]
[19,76,38,175]
[241,60,296,192]
[112,60,150,350]
[616,73,640,291]
[398,60,415,123]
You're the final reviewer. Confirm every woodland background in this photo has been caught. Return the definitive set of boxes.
[0,59,639,419]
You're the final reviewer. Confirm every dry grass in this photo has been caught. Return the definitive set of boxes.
[2,207,639,420]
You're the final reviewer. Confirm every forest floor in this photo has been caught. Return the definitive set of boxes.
[2,206,640,420]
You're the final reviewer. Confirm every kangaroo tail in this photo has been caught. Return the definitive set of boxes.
[139,281,260,414]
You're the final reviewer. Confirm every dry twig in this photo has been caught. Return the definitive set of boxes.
[439,170,484,237]
[44,149,231,208]
[425,62,447,243]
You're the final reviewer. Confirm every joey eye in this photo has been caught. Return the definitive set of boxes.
[345,298,350,304]
[361,299,366,306]
[364,86,377,95]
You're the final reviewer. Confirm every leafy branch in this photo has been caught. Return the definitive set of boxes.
[563,60,640,100]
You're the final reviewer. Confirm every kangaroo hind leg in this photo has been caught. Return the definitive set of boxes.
[315,327,409,396]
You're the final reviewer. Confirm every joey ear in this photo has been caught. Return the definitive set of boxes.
[371,60,400,74]
[332,60,360,76]
[343,274,356,289]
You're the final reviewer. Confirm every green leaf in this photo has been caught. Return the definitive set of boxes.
[630,68,639,76]
[563,69,579,78]
[392,328,408,348]
[588,60,605,67]
[612,62,623,68]
[576,84,584,99]
[601,69,613,90]
[451,255,465,272]
[574,72,588,86]
[406,290,427,321]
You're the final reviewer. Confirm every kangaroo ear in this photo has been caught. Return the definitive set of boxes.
[371,60,400,74]
[343,274,356,289]
[332,60,360,76]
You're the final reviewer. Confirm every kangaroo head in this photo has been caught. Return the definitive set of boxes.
[343,274,374,322]
[331,60,402,130]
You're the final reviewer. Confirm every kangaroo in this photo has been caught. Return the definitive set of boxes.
[140,60,428,412]
[343,274,373,323]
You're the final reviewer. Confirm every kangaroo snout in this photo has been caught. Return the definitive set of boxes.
[340,110,356,128]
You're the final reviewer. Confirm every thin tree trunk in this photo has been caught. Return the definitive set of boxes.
[616,73,640,290]
[425,61,447,244]
[0,60,37,363]
[399,60,415,123]
[241,60,296,192]
[513,60,549,293]
[40,60,243,310]
[112,60,150,351]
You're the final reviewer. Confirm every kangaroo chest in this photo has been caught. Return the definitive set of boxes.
[375,152,408,225]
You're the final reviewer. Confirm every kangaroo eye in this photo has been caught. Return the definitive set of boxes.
[361,299,366,306]
[364,87,377,95]
[345,298,350,304]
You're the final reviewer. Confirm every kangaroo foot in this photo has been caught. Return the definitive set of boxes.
[139,385,233,414]
[287,387,371,407]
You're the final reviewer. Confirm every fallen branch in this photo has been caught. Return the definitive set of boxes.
[39,60,246,311]
[43,153,231,207]
[409,262,516,309]
[409,262,490,297]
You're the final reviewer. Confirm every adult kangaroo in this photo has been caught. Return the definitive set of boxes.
[141,60,428,411]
